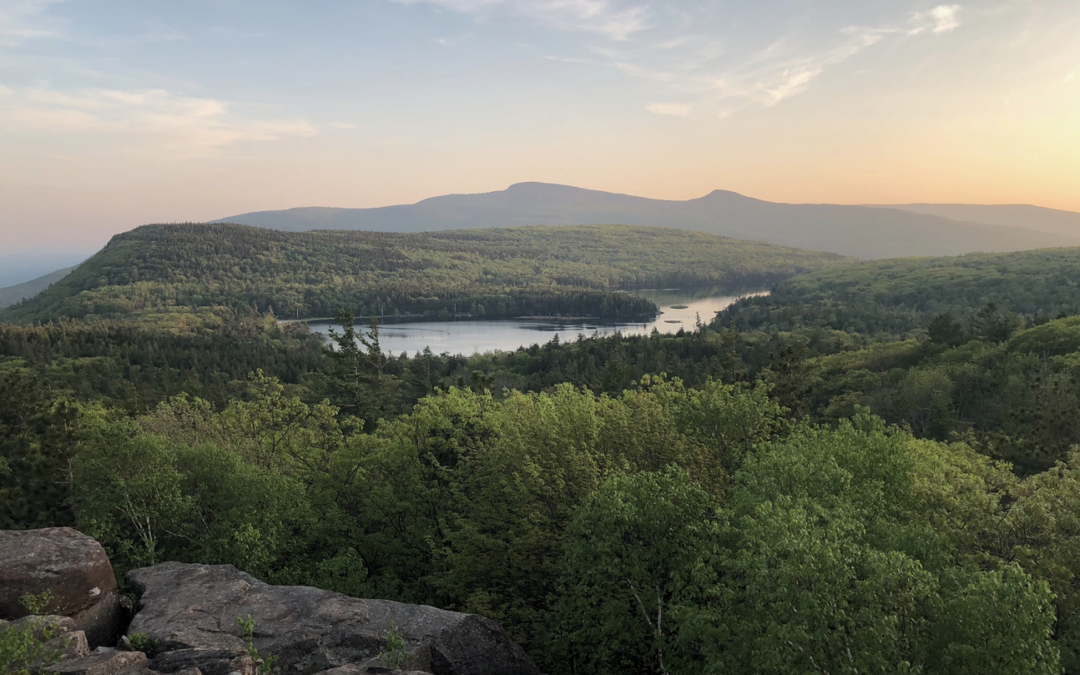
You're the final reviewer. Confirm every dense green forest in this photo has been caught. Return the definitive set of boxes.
[11,237,1080,673]
[0,223,847,324]
[719,247,1080,337]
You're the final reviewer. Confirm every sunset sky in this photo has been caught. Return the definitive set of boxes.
[2,0,1079,254]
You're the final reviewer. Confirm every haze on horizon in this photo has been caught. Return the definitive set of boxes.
[1,0,1079,254]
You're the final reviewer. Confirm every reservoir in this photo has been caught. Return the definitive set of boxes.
[305,289,762,356]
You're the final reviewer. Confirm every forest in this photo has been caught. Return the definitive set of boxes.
[8,233,1080,673]
[0,223,846,324]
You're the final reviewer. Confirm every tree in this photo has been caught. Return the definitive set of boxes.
[692,415,1061,675]
[327,310,399,427]
[557,468,715,675]
[928,312,967,346]
[973,302,1023,343]
[73,427,191,568]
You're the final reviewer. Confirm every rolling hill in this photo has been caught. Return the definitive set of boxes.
[0,266,78,309]
[881,204,1080,239]
[0,223,850,324]
[212,182,1080,259]
[717,246,1080,338]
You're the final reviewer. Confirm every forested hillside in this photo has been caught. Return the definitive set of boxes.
[0,223,847,324]
[0,265,77,308]
[718,247,1080,337]
[10,238,1080,673]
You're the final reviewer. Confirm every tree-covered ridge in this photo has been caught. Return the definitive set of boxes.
[717,247,1080,338]
[0,223,849,324]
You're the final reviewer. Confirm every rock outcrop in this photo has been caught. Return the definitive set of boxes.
[127,562,541,675]
[0,528,132,648]
[0,528,115,617]
[1,528,540,675]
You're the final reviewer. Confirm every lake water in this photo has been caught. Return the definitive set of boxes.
[306,289,763,356]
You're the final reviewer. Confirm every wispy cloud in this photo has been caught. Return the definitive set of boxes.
[0,0,65,46]
[910,5,961,35]
[392,0,649,40]
[646,102,689,116]
[571,5,966,117]
[399,2,968,115]
[0,86,318,158]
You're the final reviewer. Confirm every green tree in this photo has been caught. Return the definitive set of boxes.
[73,427,191,568]
[557,468,716,675]
[327,310,400,427]
[928,312,967,346]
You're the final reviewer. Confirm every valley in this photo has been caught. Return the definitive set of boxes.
[7,4,1080,673]
[7,220,1080,675]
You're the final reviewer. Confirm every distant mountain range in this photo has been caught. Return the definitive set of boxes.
[213,183,1080,260]
[871,204,1080,239]
[0,266,78,309]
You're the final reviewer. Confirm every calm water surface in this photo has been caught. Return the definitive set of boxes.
[306,289,764,356]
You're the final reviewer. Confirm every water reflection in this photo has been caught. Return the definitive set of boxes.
[306,289,764,356]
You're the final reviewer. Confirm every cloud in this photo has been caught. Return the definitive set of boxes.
[646,102,689,116]
[0,0,65,46]
[910,5,961,35]
[0,86,318,158]
[590,5,964,115]
[392,0,649,40]
[393,1,965,115]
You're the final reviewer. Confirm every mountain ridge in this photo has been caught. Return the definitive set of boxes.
[213,183,1080,260]
[0,265,78,309]
[879,203,1080,239]
[0,222,848,324]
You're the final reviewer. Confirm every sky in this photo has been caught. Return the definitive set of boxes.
[1,0,1079,255]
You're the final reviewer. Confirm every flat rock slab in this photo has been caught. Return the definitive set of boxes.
[127,562,540,675]
[0,528,117,618]
[51,650,147,675]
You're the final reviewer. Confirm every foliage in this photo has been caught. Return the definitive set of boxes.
[378,621,412,670]
[12,238,1080,672]
[557,468,716,674]
[0,223,847,324]
[717,247,1080,338]
[238,615,279,675]
[0,593,60,675]
[123,631,158,657]
[0,312,326,409]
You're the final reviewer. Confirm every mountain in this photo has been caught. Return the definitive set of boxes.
[0,223,849,324]
[0,252,89,288]
[879,204,1080,239]
[0,265,78,309]
[212,182,1080,260]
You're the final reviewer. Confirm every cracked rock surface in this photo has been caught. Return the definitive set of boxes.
[127,562,541,675]
[2,529,540,675]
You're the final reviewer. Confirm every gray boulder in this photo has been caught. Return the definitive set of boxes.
[0,528,132,648]
[126,562,540,675]
[0,528,116,618]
